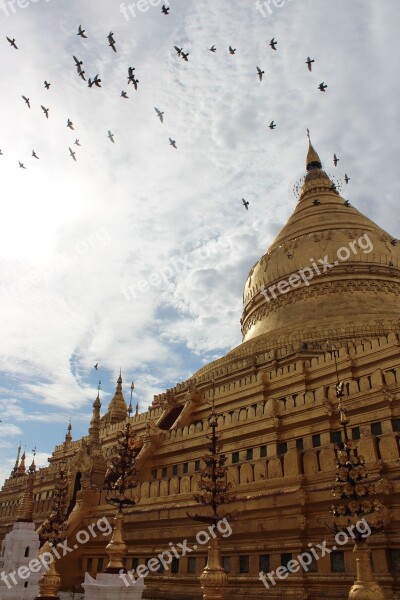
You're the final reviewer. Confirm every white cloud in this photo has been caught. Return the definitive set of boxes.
[0,0,399,485]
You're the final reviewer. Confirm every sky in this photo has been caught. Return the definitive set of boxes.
[0,0,399,486]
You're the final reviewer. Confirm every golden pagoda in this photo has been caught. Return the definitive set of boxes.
[0,139,399,600]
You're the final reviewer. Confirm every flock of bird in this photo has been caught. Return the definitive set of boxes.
[2,13,349,198]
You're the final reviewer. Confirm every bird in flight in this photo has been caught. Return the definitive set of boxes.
[6,36,18,49]
[257,66,264,81]
[19,161,26,169]
[44,81,51,90]
[229,46,236,55]
[79,71,86,81]
[130,77,139,90]
[305,57,315,71]
[318,82,327,92]
[69,147,76,161]
[181,52,189,62]
[209,45,216,52]
[32,150,39,159]
[94,363,99,370]
[154,107,164,122]
[127,66,136,84]
[344,174,350,184]
[269,37,277,50]
[67,119,74,130]
[121,91,128,99]
[88,74,101,88]
[108,130,115,143]
[161,4,170,14]
[73,55,84,73]
[108,32,116,52]
[41,105,49,118]
[169,137,177,149]
[77,25,87,38]
[74,139,81,146]
[22,95,30,108]
[242,198,249,210]
[333,153,339,166]
[269,121,276,129]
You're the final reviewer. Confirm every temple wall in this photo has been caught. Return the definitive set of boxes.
[1,332,400,599]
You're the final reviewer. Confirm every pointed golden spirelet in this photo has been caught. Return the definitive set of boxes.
[89,391,101,445]
[104,373,128,424]
[64,420,72,444]
[306,138,322,171]
[15,450,26,477]
[16,460,36,522]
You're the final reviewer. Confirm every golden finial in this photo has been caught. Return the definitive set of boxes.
[128,381,134,416]
[31,446,37,468]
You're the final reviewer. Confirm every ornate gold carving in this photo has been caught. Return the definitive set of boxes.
[242,278,400,336]
[383,388,396,403]
[375,478,392,496]
[297,489,307,506]
[297,515,306,530]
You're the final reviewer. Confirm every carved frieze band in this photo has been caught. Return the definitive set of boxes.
[242,279,400,335]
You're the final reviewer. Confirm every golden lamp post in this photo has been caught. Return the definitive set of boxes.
[35,466,69,600]
[188,381,235,600]
[330,352,386,600]
[102,421,143,573]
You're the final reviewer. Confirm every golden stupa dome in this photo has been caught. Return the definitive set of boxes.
[241,139,400,346]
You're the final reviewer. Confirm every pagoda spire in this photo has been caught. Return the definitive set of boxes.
[15,449,26,477]
[128,381,134,417]
[298,132,337,203]
[89,384,102,445]
[11,443,21,477]
[16,457,36,522]
[64,419,72,444]
[306,129,322,171]
[104,372,128,424]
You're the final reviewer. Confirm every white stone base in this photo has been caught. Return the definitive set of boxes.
[0,522,41,600]
[82,572,145,600]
